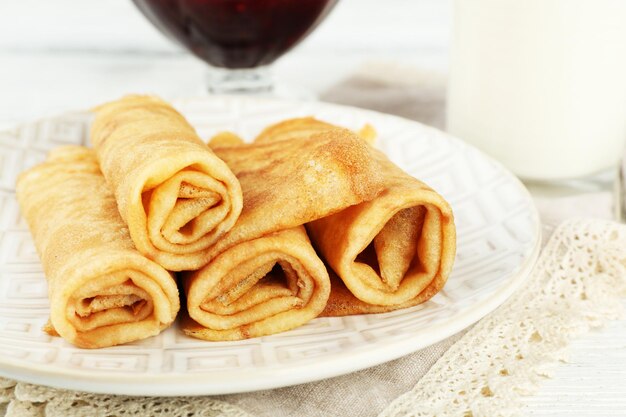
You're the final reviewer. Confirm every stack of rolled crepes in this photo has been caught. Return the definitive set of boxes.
[89,97,384,341]
[181,118,455,340]
[16,147,180,348]
[17,95,456,347]
[182,128,387,340]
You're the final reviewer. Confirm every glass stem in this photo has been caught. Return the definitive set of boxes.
[206,66,273,95]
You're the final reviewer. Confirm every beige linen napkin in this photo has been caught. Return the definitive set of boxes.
[219,333,464,417]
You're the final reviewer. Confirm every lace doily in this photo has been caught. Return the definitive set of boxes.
[0,378,251,417]
[381,219,626,417]
[2,219,625,417]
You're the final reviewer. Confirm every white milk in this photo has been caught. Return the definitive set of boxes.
[447,0,626,180]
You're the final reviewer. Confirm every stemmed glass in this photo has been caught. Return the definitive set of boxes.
[132,0,339,94]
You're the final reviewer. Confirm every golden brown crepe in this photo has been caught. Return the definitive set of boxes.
[90,95,243,271]
[254,118,456,315]
[181,128,384,340]
[183,227,330,341]
[16,146,180,348]
[198,127,385,261]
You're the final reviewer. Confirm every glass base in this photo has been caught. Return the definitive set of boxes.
[205,66,315,99]
[523,168,616,199]
[206,67,273,95]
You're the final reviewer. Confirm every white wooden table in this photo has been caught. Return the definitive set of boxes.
[1,1,625,415]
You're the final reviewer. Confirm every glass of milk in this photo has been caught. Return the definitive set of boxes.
[447,0,626,180]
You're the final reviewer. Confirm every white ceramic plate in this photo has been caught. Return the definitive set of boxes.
[0,96,540,396]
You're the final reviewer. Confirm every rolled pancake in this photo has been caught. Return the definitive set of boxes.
[90,95,243,271]
[198,127,385,260]
[313,181,455,314]
[255,118,456,314]
[183,227,330,341]
[16,146,179,348]
[182,128,382,340]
